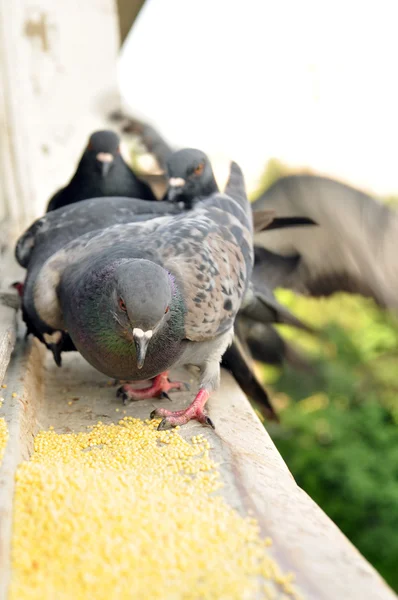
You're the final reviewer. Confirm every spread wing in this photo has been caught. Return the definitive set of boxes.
[252,174,398,308]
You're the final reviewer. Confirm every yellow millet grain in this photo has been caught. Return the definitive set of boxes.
[0,417,8,464]
[10,417,299,600]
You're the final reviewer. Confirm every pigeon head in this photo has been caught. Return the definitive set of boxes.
[165,148,218,207]
[85,130,121,178]
[111,259,174,369]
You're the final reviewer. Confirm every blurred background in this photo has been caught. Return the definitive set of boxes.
[120,0,398,197]
[1,0,397,591]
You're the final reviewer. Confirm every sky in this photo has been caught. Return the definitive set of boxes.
[119,0,398,196]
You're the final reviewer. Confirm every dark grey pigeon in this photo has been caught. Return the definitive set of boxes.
[165,148,219,207]
[46,130,156,212]
[252,174,398,309]
[26,161,256,429]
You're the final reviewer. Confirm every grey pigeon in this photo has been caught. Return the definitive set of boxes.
[252,175,398,309]
[46,130,156,212]
[25,161,256,429]
[16,152,316,421]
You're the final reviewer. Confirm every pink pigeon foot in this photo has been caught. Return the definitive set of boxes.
[150,389,213,430]
[116,371,189,405]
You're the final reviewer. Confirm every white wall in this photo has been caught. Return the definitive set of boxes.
[0,0,121,224]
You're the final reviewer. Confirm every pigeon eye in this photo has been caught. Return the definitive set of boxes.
[164,306,170,314]
[193,163,204,176]
[119,298,127,312]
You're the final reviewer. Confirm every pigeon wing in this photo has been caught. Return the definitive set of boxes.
[253,174,398,308]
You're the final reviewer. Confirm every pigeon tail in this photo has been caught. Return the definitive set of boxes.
[222,338,278,421]
[224,161,248,212]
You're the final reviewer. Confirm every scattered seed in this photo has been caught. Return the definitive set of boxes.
[10,418,299,599]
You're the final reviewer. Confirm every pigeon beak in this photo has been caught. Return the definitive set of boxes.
[167,177,185,202]
[96,152,114,177]
[133,328,153,369]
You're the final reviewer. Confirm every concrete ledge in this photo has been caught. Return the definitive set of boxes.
[0,332,395,600]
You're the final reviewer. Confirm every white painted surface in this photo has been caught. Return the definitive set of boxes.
[119,0,398,196]
[0,0,120,224]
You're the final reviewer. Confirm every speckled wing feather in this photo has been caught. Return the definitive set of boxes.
[36,162,254,341]
[157,206,253,341]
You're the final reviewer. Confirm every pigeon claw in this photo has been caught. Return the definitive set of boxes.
[116,388,131,405]
[204,416,215,429]
[157,418,175,431]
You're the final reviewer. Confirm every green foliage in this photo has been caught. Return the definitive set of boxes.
[261,292,398,591]
[250,162,398,589]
